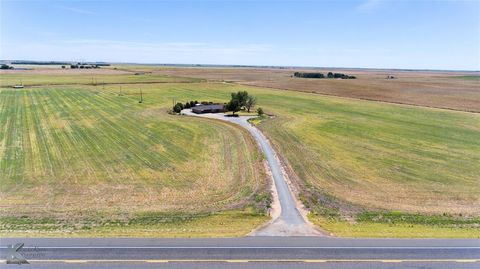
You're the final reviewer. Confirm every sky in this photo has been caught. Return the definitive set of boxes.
[1,0,479,70]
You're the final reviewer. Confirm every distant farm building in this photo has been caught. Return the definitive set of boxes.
[192,104,226,114]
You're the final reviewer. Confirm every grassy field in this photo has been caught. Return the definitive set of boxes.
[243,84,479,237]
[1,65,479,237]
[0,82,269,236]
[0,69,202,87]
[251,88,480,216]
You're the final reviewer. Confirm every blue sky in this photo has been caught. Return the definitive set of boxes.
[1,0,479,70]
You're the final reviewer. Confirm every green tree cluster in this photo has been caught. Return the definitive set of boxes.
[185,100,206,109]
[294,72,325,78]
[226,91,258,115]
[172,100,200,113]
[294,72,356,79]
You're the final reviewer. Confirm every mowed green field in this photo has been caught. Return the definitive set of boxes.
[253,90,480,215]
[0,84,268,236]
[248,87,480,237]
[1,68,479,237]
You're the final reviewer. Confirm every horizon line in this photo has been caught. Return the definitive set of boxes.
[2,59,479,73]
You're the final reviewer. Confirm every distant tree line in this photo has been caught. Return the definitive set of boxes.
[294,72,325,78]
[294,72,356,79]
[1,64,13,70]
[11,61,71,65]
[70,63,102,69]
[11,61,110,66]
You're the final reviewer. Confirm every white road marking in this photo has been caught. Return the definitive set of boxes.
[2,259,478,263]
[1,246,478,249]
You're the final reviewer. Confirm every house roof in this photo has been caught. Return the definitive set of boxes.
[192,104,224,111]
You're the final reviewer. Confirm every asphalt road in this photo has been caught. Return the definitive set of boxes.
[182,110,318,235]
[1,237,479,269]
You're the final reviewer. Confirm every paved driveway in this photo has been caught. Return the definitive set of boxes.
[181,109,320,236]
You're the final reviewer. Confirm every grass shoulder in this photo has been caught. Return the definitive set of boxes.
[0,209,269,238]
[309,212,480,238]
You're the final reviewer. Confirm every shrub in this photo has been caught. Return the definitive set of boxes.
[172,103,183,113]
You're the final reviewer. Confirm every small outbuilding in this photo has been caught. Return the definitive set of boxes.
[192,104,226,114]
